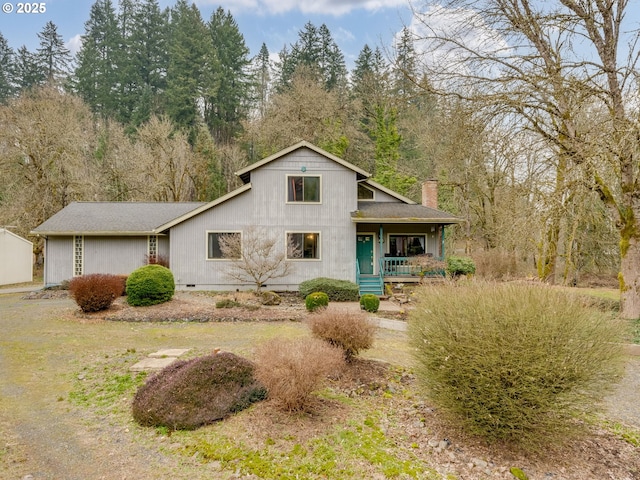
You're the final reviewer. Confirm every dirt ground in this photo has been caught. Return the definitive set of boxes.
[0,291,638,480]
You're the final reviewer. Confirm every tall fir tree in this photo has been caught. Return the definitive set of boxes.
[36,21,72,85]
[392,27,418,107]
[165,0,211,137]
[73,0,122,118]
[0,33,16,102]
[206,7,251,144]
[14,46,45,91]
[250,43,271,119]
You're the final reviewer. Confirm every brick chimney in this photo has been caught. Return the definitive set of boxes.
[421,179,438,209]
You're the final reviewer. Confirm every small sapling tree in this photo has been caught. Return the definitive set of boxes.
[218,226,300,291]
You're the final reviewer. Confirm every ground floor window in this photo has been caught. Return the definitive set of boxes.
[73,235,83,276]
[207,232,241,259]
[287,232,320,259]
[389,235,425,257]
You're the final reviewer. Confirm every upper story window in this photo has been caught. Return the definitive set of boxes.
[207,231,241,260]
[287,175,320,203]
[358,184,375,200]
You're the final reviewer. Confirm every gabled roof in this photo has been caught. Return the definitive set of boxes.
[31,202,205,236]
[360,178,417,205]
[155,183,252,231]
[351,202,461,224]
[235,141,371,184]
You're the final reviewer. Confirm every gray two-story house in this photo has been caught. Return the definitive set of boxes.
[32,141,460,294]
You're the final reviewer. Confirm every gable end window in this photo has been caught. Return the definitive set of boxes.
[358,184,375,200]
[287,232,320,260]
[287,175,320,203]
[207,232,241,260]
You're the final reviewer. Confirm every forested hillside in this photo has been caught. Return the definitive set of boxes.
[1,0,637,310]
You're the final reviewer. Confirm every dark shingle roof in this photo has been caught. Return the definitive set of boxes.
[32,202,206,235]
[351,202,461,224]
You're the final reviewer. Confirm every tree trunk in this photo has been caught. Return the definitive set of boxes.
[619,218,640,320]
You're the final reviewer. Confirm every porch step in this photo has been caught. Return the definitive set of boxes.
[358,275,384,296]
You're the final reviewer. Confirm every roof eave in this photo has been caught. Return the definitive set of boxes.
[30,231,163,236]
[351,217,462,224]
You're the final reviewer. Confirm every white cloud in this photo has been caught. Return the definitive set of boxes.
[195,0,405,16]
[66,34,83,56]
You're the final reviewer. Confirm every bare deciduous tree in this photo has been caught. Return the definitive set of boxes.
[411,0,640,318]
[218,227,300,291]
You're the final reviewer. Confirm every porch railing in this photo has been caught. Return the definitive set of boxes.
[382,256,446,277]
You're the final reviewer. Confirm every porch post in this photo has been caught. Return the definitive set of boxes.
[379,224,384,272]
[441,225,445,260]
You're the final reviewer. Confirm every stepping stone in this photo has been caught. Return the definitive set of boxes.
[130,357,177,372]
[149,348,190,358]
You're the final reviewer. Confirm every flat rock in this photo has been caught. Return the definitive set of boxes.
[149,348,190,358]
[130,357,178,372]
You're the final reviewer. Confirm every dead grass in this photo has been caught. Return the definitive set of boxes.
[2,291,640,479]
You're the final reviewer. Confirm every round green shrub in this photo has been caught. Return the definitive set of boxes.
[445,256,476,277]
[126,264,175,307]
[305,291,329,312]
[299,277,359,301]
[359,294,380,313]
[409,282,625,449]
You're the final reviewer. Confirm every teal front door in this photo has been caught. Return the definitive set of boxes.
[356,234,374,275]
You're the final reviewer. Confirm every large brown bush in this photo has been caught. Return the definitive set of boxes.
[253,338,344,411]
[69,273,124,313]
[308,311,375,360]
[132,352,266,430]
[409,282,626,449]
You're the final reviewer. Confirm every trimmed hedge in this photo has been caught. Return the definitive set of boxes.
[132,352,266,430]
[69,273,123,312]
[299,277,359,302]
[305,292,329,312]
[359,294,380,313]
[446,256,476,277]
[126,264,175,307]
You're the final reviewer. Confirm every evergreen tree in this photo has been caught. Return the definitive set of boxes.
[393,27,418,106]
[14,46,45,91]
[250,43,271,119]
[36,21,72,85]
[206,7,251,144]
[318,24,347,91]
[73,0,122,118]
[119,0,168,127]
[0,33,16,102]
[165,0,211,137]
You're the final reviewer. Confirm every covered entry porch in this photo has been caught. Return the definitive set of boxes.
[351,202,461,295]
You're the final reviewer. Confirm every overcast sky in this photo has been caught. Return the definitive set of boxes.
[0,0,412,69]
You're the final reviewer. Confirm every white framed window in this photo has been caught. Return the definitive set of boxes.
[388,234,426,257]
[286,175,321,203]
[207,231,242,260]
[357,183,375,201]
[73,235,84,276]
[286,232,320,260]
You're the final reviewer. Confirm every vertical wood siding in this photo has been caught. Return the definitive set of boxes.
[83,237,149,275]
[171,149,358,290]
[44,236,73,285]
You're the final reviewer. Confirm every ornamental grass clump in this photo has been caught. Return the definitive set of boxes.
[409,282,626,449]
[253,337,344,412]
[309,311,375,361]
[126,264,175,306]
